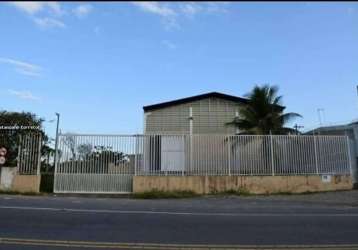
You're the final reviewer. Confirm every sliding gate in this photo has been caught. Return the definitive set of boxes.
[54,134,138,193]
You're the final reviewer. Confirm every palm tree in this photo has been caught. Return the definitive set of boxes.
[228,85,301,135]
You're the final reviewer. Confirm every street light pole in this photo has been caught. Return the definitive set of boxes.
[53,113,60,170]
[317,108,324,126]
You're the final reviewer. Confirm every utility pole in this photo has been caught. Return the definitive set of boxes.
[293,124,304,135]
[53,113,60,169]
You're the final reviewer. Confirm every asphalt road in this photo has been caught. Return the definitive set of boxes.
[0,191,358,249]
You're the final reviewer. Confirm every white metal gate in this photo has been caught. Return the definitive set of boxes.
[54,134,137,193]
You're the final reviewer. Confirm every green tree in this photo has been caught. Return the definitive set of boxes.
[77,143,92,160]
[87,146,128,164]
[0,110,51,168]
[227,85,301,135]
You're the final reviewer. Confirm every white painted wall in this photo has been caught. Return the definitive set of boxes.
[0,167,17,190]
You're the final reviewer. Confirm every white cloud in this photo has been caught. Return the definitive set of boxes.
[132,2,176,17]
[0,57,42,77]
[9,2,69,29]
[180,2,229,16]
[73,4,93,18]
[9,2,63,16]
[131,2,178,29]
[180,3,202,16]
[205,2,230,14]
[161,40,177,50]
[131,2,230,29]
[8,89,40,101]
[34,17,65,29]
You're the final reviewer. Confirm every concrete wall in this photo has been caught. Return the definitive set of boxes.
[0,167,17,190]
[0,167,41,193]
[133,175,352,194]
[11,175,41,193]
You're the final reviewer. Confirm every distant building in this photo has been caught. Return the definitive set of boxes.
[143,92,250,135]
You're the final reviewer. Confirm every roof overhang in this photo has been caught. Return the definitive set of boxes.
[143,92,249,112]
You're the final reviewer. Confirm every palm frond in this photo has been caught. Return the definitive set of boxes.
[227,85,302,135]
[280,112,302,124]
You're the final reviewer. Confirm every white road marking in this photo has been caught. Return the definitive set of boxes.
[1,237,358,249]
[0,205,358,217]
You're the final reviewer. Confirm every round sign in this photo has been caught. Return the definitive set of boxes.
[0,156,6,165]
[0,147,7,156]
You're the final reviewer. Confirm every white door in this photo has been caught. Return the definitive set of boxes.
[161,136,185,172]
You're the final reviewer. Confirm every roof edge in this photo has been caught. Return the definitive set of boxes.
[143,92,249,112]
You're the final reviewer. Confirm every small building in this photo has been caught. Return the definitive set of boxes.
[143,92,250,135]
[142,92,251,173]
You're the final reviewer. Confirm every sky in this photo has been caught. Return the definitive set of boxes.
[1,2,358,140]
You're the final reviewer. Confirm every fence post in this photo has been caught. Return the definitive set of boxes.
[36,133,42,176]
[54,134,59,179]
[16,134,22,174]
[134,135,138,176]
[182,135,185,176]
[346,136,353,177]
[313,135,319,174]
[227,136,231,176]
[270,134,275,176]
[189,107,193,174]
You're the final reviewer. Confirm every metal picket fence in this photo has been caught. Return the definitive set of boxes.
[54,133,352,193]
[0,130,42,175]
[137,134,352,176]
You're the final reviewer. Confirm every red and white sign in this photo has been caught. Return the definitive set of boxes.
[0,147,7,165]
[0,147,7,156]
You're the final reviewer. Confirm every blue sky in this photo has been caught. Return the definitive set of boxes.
[1,2,357,139]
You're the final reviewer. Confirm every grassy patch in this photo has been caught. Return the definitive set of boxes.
[261,190,331,196]
[132,190,199,199]
[269,191,294,195]
[210,188,251,196]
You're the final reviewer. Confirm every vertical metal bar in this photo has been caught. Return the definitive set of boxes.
[26,134,30,174]
[134,135,138,176]
[313,135,319,175]
[54,113,60,173]
[270,134,275,176]
[189,107,193,172]
[346,136,353,177]
[228,135,231,176]
[17,134,22,173]
[36,133,42,175]
[182,135,185,176]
